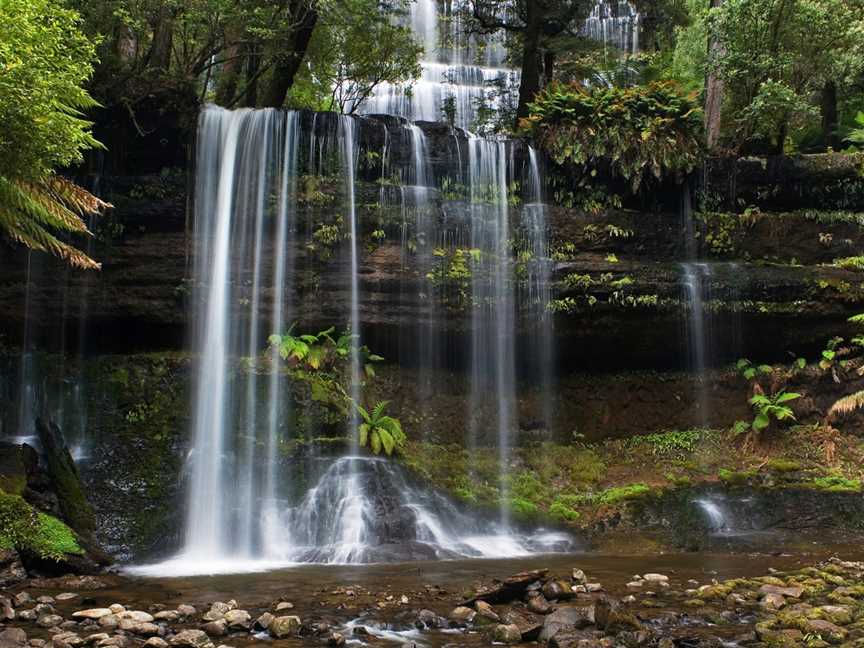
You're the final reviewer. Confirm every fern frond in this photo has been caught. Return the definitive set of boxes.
[827,390,864,421]
[371,400,389,422]
[0,174,108,269]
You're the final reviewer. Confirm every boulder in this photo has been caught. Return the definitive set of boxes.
[448,606,475,625]
[37,615,64,629]
[143,640,167,648]
[486,624,521,644]
[223,610,250,630]
[153,612,179,623]
[415,609,441,629]
[526,593,553,614]
[176,606,196,618]
[200,621,226,638]
[501,610,542,641]
[167,630,212,648]
[543,580,574,601]
[0,628,27,648]
[0,549,27,589]
[805,619,847,642]
[538,606,596,642]
[759,584,803,599]
[121,611,154,623]
[474,600,499,622]
[463,569,548,605]
[268,616,301,638]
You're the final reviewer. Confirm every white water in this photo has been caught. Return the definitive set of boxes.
[127,106,574,576]
[363,0,641,130]
[696,497,728,531]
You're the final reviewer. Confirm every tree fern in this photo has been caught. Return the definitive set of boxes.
[0,175,109,270]
[827,390,864,421]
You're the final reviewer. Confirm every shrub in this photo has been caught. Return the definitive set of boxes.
[549,495,582,522]
[520,81,703,191]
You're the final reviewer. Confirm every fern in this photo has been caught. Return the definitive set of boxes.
[0,175,109,269]
[827,390,864,421]
[352,400,406,456]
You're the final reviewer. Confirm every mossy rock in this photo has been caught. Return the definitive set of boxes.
[0,490,82,561]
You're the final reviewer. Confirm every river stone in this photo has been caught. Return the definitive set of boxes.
[55,594,78,602]
[168,630,212,648]
[223,610,250,629]
[760,593,786,610]
[327,633,345,647]
[122,611,154,623]
[176,606,196,618]
[585,582,604,593]
[814,605,854,625]
[643,573,669,583]
[464,569,549,605]
[202,604,228,622]
[759,584,803,598]
[526,593,553,614]
[31,641,47,648]
[487,624,521,644]
[82,635,108,645]
[415,609,442,629]
[474,600,499,622]
[571,569,586,585]
[543,580,574,601]
[268,616,301,638]
[37,597,55,605]
[72,610,112,621]
[59,623,78,631]
[274,602,293,612]
[806,619,846,642]
[200,621,226,638]
[19,610,37,621]
[253,613,274,630]
[154,612,179,622]
[448,606,475,624]
[538,606,596,642]
[37,615,64,629]
[35,604,56,616]
[501,610,541,641]
[0,628,27,648]
[108,606,124,615]
[14,593,33,606]
[1,597,14,621]
[143,639,167,648]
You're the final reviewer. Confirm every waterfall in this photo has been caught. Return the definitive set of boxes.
[525,147,555,433]
[695,497,728,532]
[363,0,641,129]
[466,137,516,527]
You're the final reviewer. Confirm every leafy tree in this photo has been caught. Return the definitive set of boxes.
[287,0,422,113]
[0,0,109,269]
[463,0,594,123]
[707,0,864,153]
[354,400,406,455]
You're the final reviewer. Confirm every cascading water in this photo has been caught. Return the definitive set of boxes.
[130,105,573,576]
[363,0,641,130]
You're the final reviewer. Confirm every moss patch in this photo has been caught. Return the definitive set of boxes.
[0,490,82,560]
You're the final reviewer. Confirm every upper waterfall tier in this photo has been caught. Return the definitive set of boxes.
[362,0,641,130]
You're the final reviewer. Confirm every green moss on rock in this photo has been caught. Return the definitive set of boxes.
[0,490,82,561]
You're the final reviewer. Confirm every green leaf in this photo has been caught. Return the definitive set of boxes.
[752,413,770,430]
[774,392,801,404]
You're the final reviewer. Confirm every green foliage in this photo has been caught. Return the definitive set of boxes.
[833,256,864,270]
[507,498,540,518]
[269,325,382,378]
[625,429,704,458]
[809,475,862,492]
[521,81,704,191]
[708,0,864,152]
[736,358,774,380]
[749,391,801,432]
[549,494,582,522]
[596,483,651,504]
[289,0,422,113]
[0,490,82,561]
[355,400,406,456]
[0,0,109,268]
[846,112,864,149]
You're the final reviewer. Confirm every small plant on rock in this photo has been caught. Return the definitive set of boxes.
[748,390,800,433]
[355,400,406,456]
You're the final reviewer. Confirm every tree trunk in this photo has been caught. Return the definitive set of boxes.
[543,49,555,85]
[147,4,174,72]
[259,1,318,108]
[215,43,241,107]
[821,80,839,150]
[704,0,725,150]
[242,49,261,108]
[515,1,543,123]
